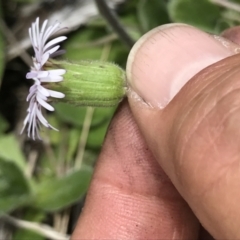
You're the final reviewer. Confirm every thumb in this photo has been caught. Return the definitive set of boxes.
[127,24,240,239]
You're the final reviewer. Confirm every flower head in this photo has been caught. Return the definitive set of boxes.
[21,17,67,140]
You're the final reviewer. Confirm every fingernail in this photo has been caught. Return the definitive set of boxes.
[126,24,236,108]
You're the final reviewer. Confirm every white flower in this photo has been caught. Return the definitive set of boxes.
[21,17,67,140]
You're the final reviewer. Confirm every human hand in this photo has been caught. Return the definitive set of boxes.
[72,24,240,239]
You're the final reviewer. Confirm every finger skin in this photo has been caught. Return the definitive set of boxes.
[129,54,240,239]
[72,100,199,239]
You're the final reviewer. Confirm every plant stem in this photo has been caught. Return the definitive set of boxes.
[95,0,135,48]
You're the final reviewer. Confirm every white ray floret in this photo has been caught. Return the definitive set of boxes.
[21,17,67,140]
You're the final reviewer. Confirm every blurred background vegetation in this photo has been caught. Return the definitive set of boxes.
[0,0,240,239]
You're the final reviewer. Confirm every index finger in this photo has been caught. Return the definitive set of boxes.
[72,100,199,239]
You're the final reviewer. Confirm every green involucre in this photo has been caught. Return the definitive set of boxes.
[47,60,127,107]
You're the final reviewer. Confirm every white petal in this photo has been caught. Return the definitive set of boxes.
[26,72,38,79]
[37,85,50,97]
[36,90,48,101]
[26,71,50,81]
[43,36,67,52]
[45,45,60,55]
[29,98,35,111]
[42,23,59,46]
[40,19,48,42]
[20,123,27,135]
[41,25,53,47]
[35,71,49,78]
[27,72,45,79]
[26,87,37,101]
[33,61,41,71]
[36,109,49,127]
[31,22,38,51]
[48,22,60,36]
[48,69,66,76]
[40,52,50,67]
[35,17,40,45]
[50,49,66,58]
[23,18,67,140]
[26,93,35,102]
[31,115,37,140]
[35,50,42,63]
[32,78,41,83]
[28,103,37,132]
[41,19,48,30]
[40,76,63,82]
[36,95,54,111]
[29,28,33,46]
[48,124,58,131]
[29,83,38,92]
[23,114,30,125]
[48,89,65,98]
[42,22,60,46]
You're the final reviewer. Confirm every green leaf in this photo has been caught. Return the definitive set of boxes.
[87,120,110,149]
[92,107,115,126]
[55,103,115,127]
[0,159,30,214]
[0,134,26,170]
[168,0,222,33]
[0,114,8,134]
[66,128,81,162]
[108,41,130,66]
[13,210,45,240]
[35,153,56,180]
[13,228,45,240]
[41,115,61,145]
[137,0,169,32]
[64,27,106,61]
[55,103,87,127]
[82,150,98,166]
[33,166,92,211]
[63,26,130,66]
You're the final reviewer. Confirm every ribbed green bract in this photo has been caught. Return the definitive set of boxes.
[47,60,127,107]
